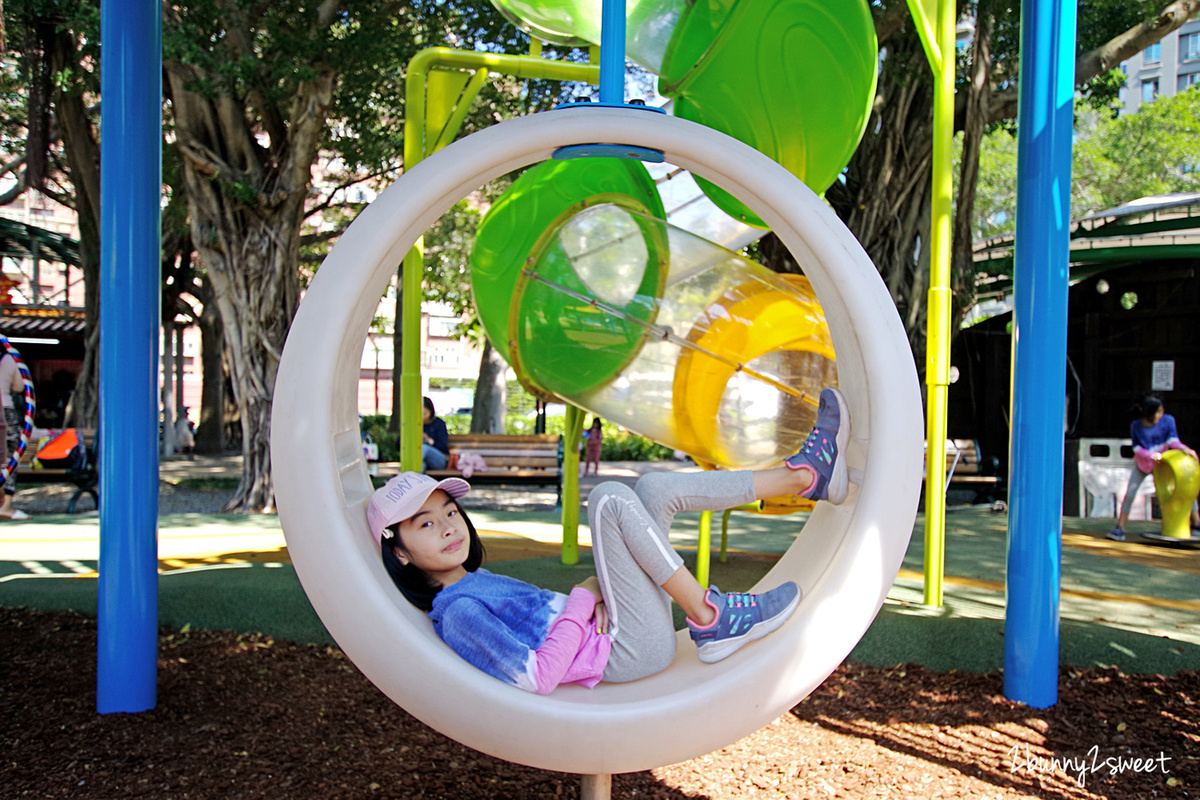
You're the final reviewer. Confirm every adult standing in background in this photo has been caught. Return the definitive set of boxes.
[0,342,30,519]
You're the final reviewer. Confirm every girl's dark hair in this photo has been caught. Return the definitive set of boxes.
[1134,392,1164,421]
[380,499,485,612]
[423,396,436,416]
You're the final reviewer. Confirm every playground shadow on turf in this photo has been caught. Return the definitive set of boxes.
[3,546,1196,676]
[854,603,1200,675]
[0,561,337,647]
[903,515,1200,605]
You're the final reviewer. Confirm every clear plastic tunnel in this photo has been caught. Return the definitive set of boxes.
[477,201,836,469]
[488,0,688,73]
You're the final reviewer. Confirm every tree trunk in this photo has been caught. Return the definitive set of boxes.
[165,61,333,512]
[827,27,936,370]
[754,233,799,275]
[201,225,299,511]
[176,325,186,419]
[195,295,226,454]
[471,339,507,434]
[50,29,100,428]
[951,10,993,328]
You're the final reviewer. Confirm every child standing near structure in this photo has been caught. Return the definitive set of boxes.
[368,388,851,694]
[1108,392,1200,541]
[583,417,603,476]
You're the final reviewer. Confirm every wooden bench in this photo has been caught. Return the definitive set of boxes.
[426,433,563,505]
[14,428,99,514]
[924,438,1002,504]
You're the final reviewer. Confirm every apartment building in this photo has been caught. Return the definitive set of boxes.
[1118,17,1200,113]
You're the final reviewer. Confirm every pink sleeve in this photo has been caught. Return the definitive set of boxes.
[1135,440,1190,472]
[532,587,597,695]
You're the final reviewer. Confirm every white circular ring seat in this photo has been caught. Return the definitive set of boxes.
[271,107,923,775]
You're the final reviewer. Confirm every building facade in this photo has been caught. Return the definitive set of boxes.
[1119,17,1200,114]
[356,300,491,418]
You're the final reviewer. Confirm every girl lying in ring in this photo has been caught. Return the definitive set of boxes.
[367,388,850,695]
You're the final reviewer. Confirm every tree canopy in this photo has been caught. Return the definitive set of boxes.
[824,0,1200,359]
[970,87,1200,242]
[162,0,578,510]
[1073,88,1200,213]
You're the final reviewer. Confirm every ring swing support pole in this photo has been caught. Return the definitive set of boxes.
[577,2,624,796]
[598,0,626,105]
[1004,0,1075,708]
[96,0,162,713]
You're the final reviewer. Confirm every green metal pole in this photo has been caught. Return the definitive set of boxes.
[432,68,489,153]
[399,245,424,472]
[397,47,600,473]
[561,404,586,564]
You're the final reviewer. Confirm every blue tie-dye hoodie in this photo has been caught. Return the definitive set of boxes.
[429,569,610,693]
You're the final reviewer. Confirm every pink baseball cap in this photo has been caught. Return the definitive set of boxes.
[366,472,470,546]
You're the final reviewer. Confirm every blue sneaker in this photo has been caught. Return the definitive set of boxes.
[687,583,801,664]
[785,387,850,504]
[1106,526,1126,542]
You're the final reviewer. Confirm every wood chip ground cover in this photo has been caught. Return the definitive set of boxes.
[3,608,1196,799]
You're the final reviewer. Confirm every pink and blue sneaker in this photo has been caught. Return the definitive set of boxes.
[687,583,801,663]
[786,387,850,505]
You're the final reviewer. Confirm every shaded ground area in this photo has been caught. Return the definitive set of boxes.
[3,608,1196,799]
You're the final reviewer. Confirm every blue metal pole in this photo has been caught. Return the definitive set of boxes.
[97,0,161,714]
[598,0,625,104]
[1004,0,1076,708]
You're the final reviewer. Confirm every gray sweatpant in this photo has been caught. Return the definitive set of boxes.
[1119,465,1151,517]
[589,470,756,683]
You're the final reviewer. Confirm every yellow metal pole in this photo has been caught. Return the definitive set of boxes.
[397,49,601,472]
[696,510,713,588]
[921,0,956,607]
